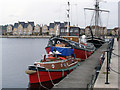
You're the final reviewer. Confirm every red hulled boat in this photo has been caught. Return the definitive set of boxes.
[45,36,95,60]
[26,49,79,89]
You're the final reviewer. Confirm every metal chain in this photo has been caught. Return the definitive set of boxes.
[112,52,120,57]
[110,67,120,74]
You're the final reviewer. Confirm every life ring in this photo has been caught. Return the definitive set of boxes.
[57,40,60,44]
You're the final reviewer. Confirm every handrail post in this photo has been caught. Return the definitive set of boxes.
[105,49,110,84]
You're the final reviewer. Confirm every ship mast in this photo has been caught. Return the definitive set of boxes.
[95,0,99,37]
[67,1,70,36]
[84,0,109,38]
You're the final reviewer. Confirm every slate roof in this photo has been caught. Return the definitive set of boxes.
[18,22,25,27]
[9,24,14,30]
[49,23,54,28]
[54,22,60,25]
[28,22,34,27]
[24,23,28,28]
[64,22,68,26]
[14,23,19,28]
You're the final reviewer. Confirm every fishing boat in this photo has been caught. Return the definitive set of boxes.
[45,36,95,60]
[25,49,79,89]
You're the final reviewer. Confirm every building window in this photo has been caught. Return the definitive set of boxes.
[70,30,73,32]
[44,28,46,32]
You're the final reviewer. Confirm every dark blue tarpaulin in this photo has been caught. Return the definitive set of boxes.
[50,47,74,56]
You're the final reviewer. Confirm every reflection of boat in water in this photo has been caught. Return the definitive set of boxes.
[45,36,95,60]
[26,49,79,89]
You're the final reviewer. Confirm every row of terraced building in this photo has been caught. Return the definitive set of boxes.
[1,21,68,36]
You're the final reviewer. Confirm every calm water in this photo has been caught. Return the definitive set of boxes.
[1,38,49,88]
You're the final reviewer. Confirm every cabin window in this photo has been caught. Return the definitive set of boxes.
[70,28,73,32]
[70,30,73,32]
[61,29,64,32]
[74,29,78,33]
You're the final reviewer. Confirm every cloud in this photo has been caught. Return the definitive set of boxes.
[8,15,19,18]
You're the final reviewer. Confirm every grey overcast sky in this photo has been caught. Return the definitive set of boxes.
[0,0,119,28]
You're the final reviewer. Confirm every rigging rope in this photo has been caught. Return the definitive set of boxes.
[90,11,95,26]
[84,9,87,27]
[106,12,110,27]
[99,11,103,27]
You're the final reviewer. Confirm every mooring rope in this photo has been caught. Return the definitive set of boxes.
[36,67,49,90]
[47,69,56,86]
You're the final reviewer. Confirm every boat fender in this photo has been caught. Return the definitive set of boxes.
[25,70,36,75]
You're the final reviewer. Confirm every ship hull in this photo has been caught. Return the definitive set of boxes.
[45,47,94,60]
[29,76,64,89]
[29,70,71,84]
[74,48,94,60]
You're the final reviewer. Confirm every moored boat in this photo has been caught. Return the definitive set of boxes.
[26,49,79,89]
[45,36,95,60]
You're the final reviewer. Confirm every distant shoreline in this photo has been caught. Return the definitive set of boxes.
[0,35,51,38]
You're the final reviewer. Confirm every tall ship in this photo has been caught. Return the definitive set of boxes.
[84,0,110,48]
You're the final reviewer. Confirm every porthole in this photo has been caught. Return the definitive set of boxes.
[37,64,40,67]
[61,64,63,67]
[64,63,66,67]
[52,64,55,68]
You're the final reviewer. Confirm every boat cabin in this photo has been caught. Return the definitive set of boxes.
[60,26,80,36]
